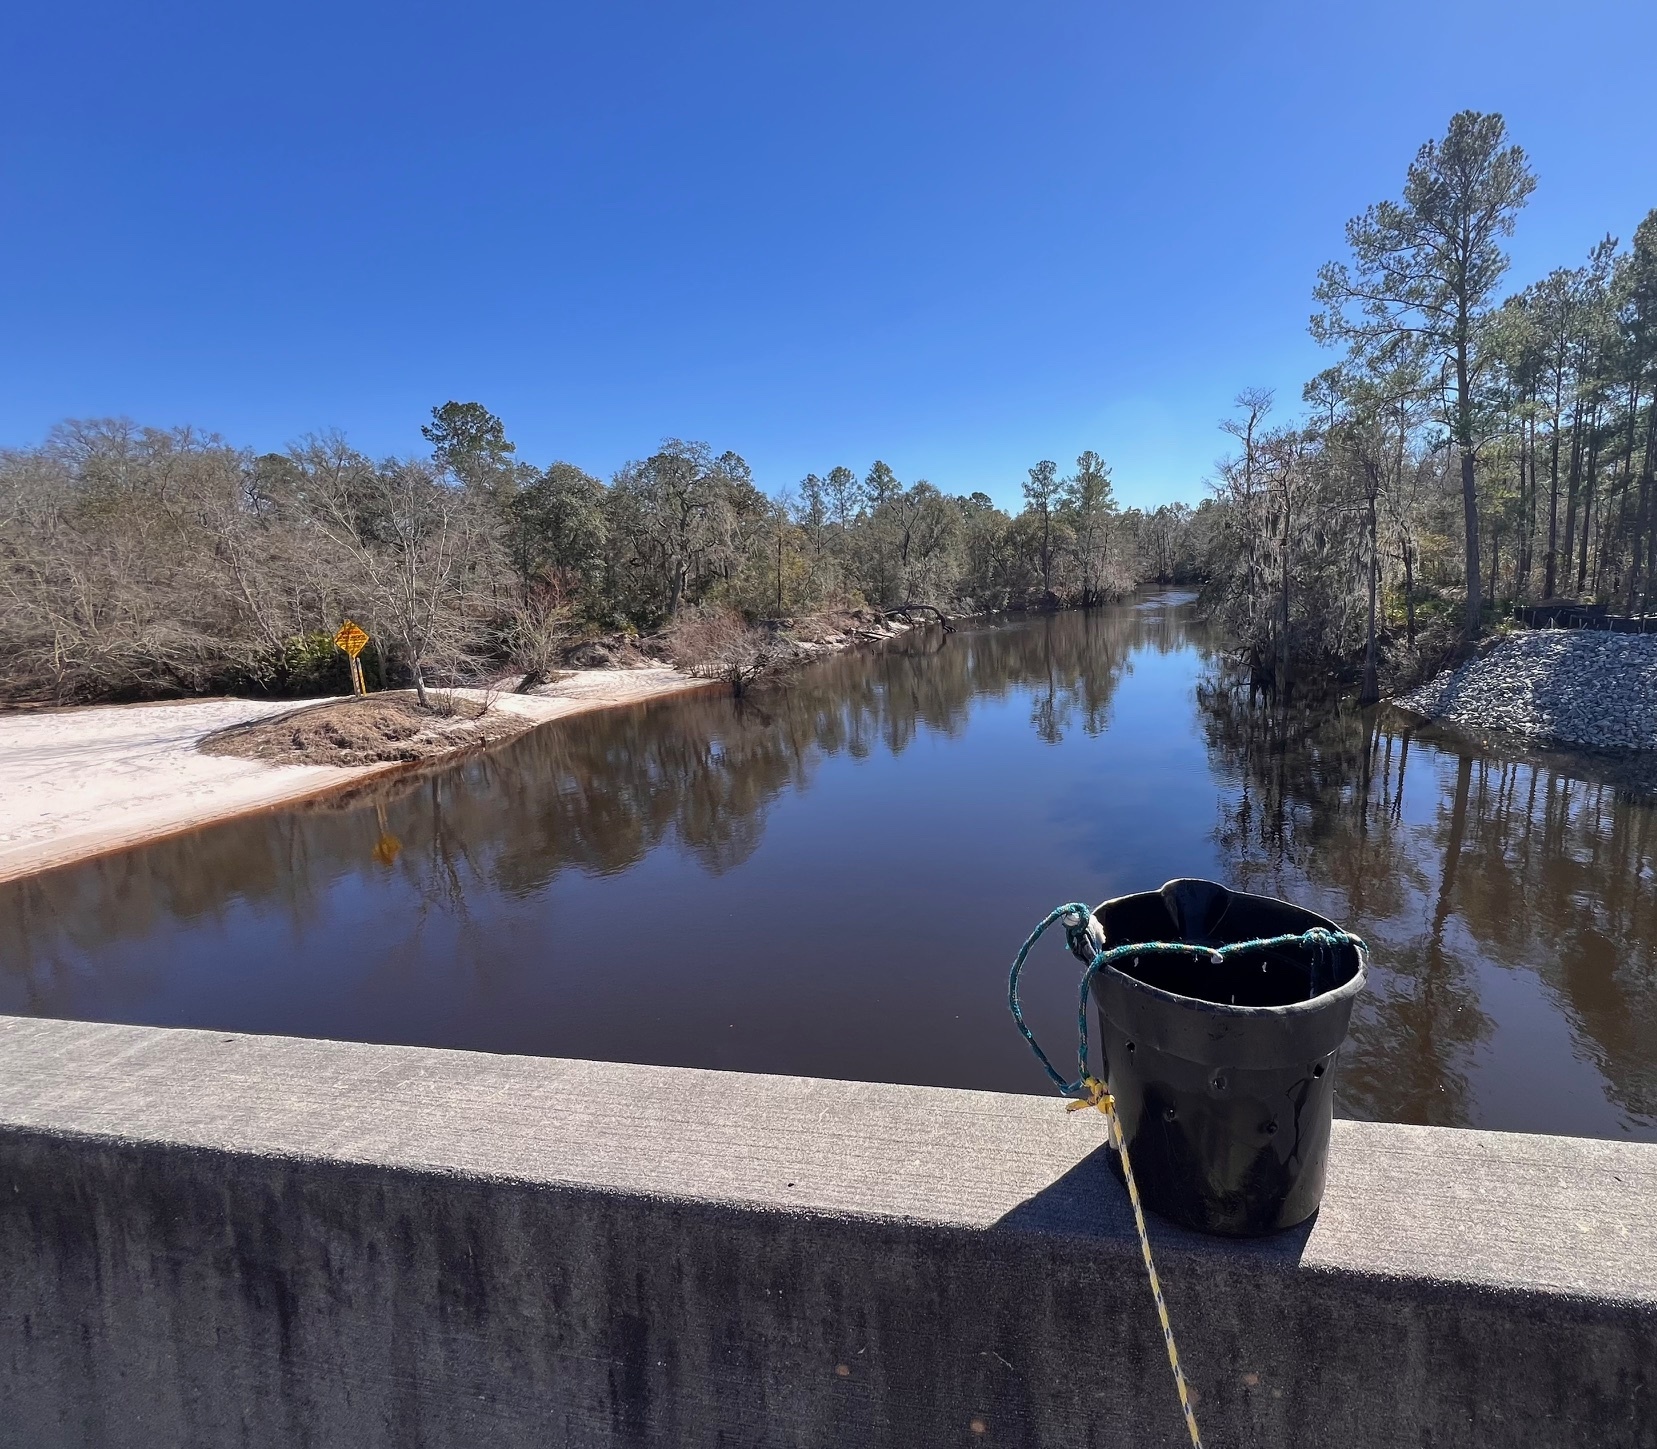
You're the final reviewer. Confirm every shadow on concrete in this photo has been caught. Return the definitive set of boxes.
[989,1141,1318,1267]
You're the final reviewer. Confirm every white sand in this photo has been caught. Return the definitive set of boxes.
[0,668,706,884]
[473,667,706,723]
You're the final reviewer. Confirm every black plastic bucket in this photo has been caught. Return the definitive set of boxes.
[1068,878,1367,1237]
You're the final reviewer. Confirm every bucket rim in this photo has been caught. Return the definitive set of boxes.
[1095,948,1368,1019]
[1090,885,1369,1019]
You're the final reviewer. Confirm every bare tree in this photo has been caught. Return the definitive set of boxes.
[292,444,484,707]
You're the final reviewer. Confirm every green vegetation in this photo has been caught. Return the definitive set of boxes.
[1206,111,1657,700]
[0,416,1198,703]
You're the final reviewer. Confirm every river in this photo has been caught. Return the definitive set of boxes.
[2,592,1653,1140]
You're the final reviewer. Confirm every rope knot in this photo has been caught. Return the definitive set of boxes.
[1065,1075,1113,1115]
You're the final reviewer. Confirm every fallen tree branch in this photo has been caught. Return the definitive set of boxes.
[882,603,956,633]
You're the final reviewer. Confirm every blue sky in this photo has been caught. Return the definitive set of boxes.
[3,1,1654,512]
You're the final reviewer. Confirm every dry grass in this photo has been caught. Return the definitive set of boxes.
[200,691,529,767]
[663,607,795,692]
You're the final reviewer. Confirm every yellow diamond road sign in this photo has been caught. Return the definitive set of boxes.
[333,621,369,658]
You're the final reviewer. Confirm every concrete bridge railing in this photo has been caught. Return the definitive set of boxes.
[0,1014,1652,1447]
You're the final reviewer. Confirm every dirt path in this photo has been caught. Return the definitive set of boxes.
[0,668,708,884]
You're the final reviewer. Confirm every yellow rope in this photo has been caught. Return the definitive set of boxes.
[1068,1076,1204,1449]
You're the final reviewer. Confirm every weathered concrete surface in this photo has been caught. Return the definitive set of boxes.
[0,1015,1652,1448]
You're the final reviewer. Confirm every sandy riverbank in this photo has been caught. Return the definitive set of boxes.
[0,667,708,884]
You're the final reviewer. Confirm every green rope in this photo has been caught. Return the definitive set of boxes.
[1006,902,1367,1100]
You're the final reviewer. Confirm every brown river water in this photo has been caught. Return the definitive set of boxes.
[2,592,1653,1140]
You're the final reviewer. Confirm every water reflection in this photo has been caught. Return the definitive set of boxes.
[1,606,1173,947]
[0,594,1651,1140]
[1199,674,1657,1134]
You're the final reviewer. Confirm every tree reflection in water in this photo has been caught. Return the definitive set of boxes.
[0,609,1155,1019]
[1198,666,1657,1134]
[1,593,1651,1140]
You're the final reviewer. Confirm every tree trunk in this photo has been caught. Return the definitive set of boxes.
[1515,411,1530,597]
[1544,370,1564,598]
[412,659,430,709]
[1460,445,1482,634]
[1402,533,1417,645]
[1577,412,1601,595]
[1520,405,1538,597]
[1561,401,1584,593]
[1360,493,1380,705]
[1627,401,1657,613]
[1277,493,1292,696]
[1457,337,1482,636]
[1608,384,1643,600]
[1647,505,1657,615]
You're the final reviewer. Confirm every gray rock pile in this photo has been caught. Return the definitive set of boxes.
[1394,630,1657,751]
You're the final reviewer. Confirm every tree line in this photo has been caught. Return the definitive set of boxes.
[0,402,1198,704]
[1201,110,1657,700]
[14,107,1634,711]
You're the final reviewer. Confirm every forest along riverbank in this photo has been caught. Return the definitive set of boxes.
[1394,631,1657,751]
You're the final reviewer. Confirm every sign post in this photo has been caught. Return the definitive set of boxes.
[333,620,371,695]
